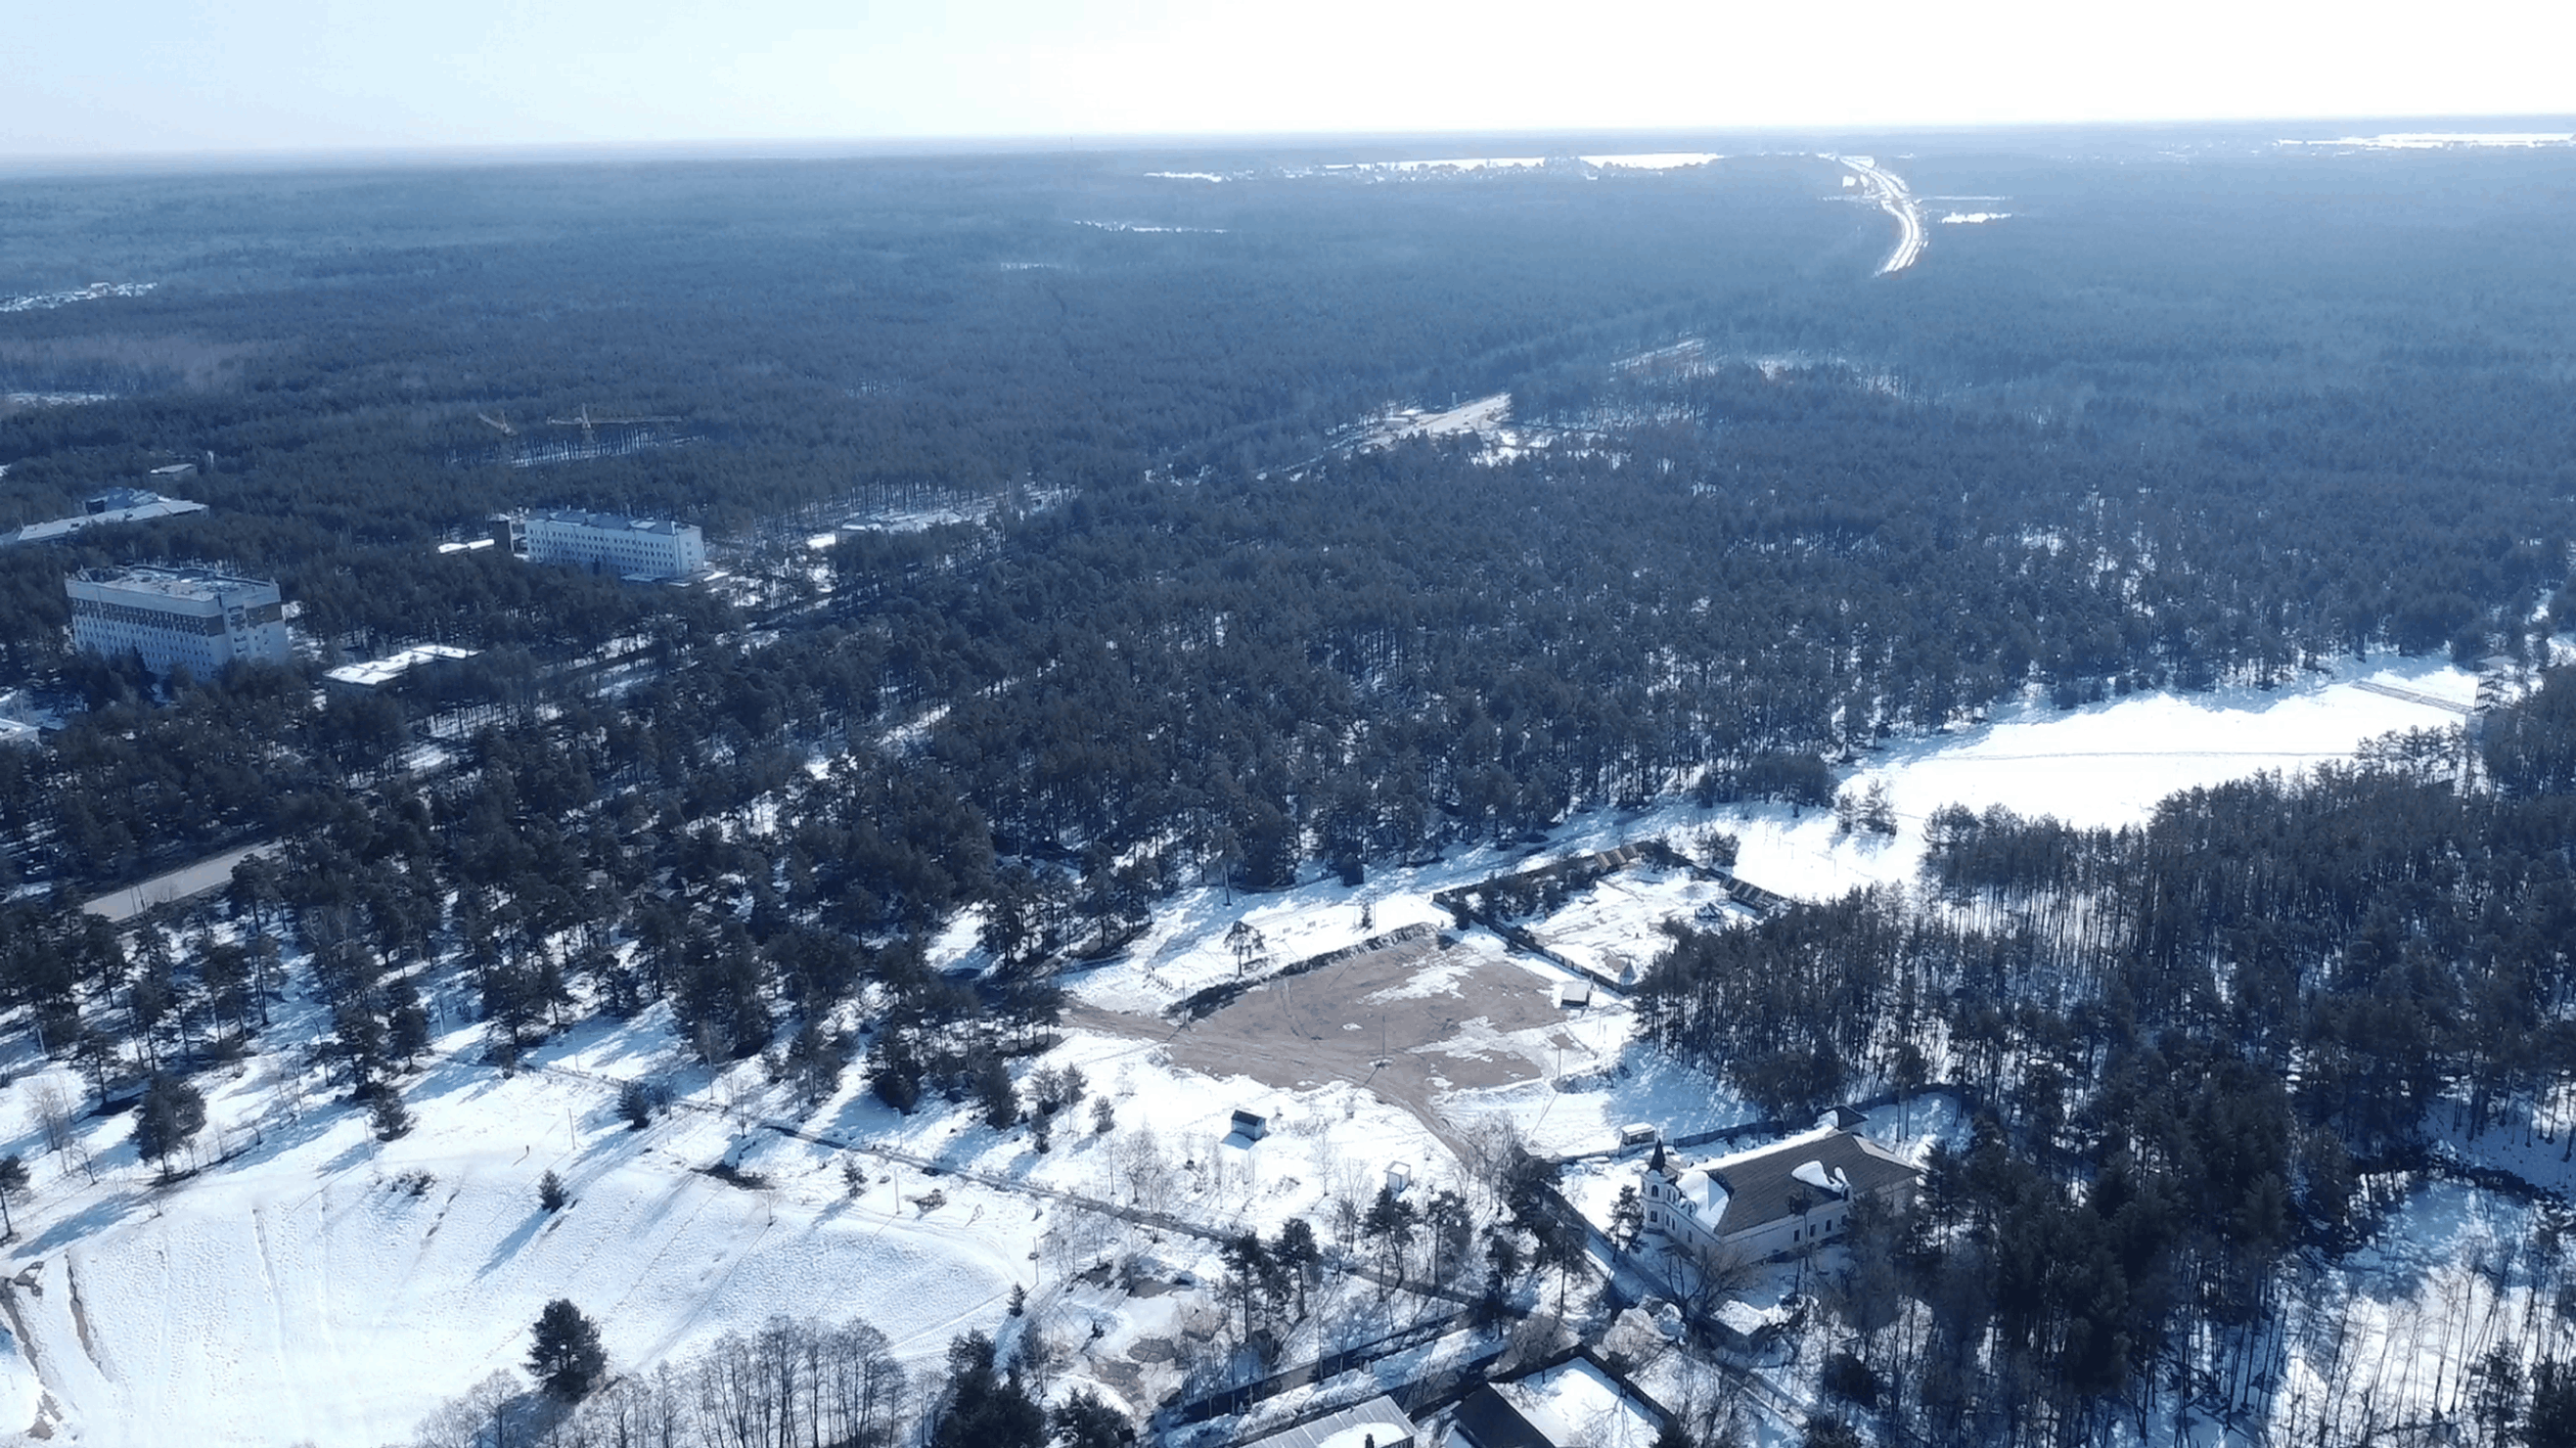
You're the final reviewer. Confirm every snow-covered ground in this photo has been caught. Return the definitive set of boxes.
[0,650,2523,1444]
[0,282,155,315]
[1580,153,1724,170]
[2281,131,2575,151]
[1497,1358,1664,1446]
[1,392,116,410]
[1073,221,1228,234]
[1321,157,1547,174]
[1332,392,1546,466]
[1722,656,2481,902]
[2275,1180,2544,1442]
[0,1014,1043,1448]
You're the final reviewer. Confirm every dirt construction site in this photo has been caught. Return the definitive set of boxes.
[1067,931,1604,1152]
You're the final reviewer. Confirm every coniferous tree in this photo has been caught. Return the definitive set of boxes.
[132,1072,206,1176]
[527,1297,607,1401]
[1049,1387,1135,1448]
[0,1154,25,1239]
[933,1332,1043,1448]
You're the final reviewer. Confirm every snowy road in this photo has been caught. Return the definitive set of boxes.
[1837,155,1925,274]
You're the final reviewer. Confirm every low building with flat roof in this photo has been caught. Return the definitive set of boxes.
[324,644,479,693]
[1,490,207,548]
[66,566,291,679]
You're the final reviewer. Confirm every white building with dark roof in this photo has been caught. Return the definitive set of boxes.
[66,566,291,679]
[1641,1109,1921,1263]
[515,508,704,580]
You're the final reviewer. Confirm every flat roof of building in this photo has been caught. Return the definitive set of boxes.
[324,644,479,688]
[69,565,277,601]
[1241,1395,1418,1448]
[525,508,695,536]
[3,495,206,547]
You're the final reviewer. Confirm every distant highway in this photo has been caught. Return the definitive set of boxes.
[1837,155,1925,274]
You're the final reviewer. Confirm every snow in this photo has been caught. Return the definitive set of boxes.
[0,282,156,314]
[2274,1180,2542,1441]
[1334,392,1529,463]
[0,1016,1037,1448]
[1499,1359,1663,1446]
[2429,1095,2576,1197]
[0,1324,39,1441]
[323,644,478,690]
[0,644,2519,1444]
[1580,153,1724,170]
[1322,157,1546,174]
[2,392,116,409]
[2282,131,2575,150]
[1858,1093,1969,1166]
[1313,1424,1411,1448]
[1074,221,1227,234]
[1721,656,2481,902]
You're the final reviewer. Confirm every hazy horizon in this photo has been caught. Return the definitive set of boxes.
[10,0,2572,166]
[4,113,2573,183]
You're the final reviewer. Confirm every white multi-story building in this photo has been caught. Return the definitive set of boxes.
[1640,1108,1922,1265]
[516,509,705,581]
[66,566,293,679]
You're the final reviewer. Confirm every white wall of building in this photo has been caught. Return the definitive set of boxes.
[67,569,291,679]
[520,511,704,580]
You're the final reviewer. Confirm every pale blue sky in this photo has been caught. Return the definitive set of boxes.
[6,0,2571,159]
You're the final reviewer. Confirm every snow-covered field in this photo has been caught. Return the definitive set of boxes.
[0,1016,1041,1448]
[0,651,2525,1445]
[1721,656,2482,902]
